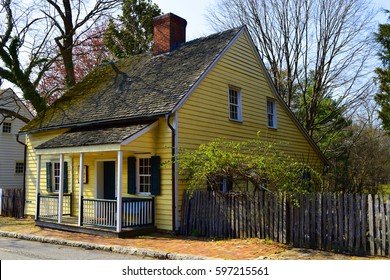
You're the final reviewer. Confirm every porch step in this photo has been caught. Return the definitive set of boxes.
[35,220,156,238]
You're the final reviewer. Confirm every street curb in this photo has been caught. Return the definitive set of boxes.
[0,231,217,260]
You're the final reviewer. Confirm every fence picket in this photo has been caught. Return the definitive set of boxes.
[348,194,354,253]
[316,193,322,250]
[361,194,367,255]
[367,194,375,255]
[344,194,349,252]
[380,195,386,256]
[374,195,381,256]
[180,190,187,235]
[355,194,361,254]
[299,194,304,248]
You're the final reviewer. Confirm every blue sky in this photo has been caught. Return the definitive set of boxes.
[154,0,390,40]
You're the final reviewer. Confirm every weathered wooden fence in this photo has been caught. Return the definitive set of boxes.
[180,190,390,257]
[0,188,24,218]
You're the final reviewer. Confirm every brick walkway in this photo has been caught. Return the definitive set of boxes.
[0,217,385,260]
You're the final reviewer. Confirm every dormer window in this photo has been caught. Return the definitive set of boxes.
[228,87,242,122]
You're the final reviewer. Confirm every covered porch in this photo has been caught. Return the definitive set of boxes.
[32,122,161,237]
[35,192,155,238]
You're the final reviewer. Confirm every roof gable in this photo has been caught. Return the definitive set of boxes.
[21,27,242,133]
[0,88,34,122]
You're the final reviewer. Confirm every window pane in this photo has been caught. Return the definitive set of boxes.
[2,122,11,133]
[268,114,274,127]
[15,162,24,174]
[267,100,276,128]
[229,88,241,121]
[54,162,60,191]
[139,158,151,193]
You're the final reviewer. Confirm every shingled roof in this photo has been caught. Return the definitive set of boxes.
[21,27,242,133]
[35,122,155,149]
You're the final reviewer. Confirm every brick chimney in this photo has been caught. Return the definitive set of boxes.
[153,13,187,55]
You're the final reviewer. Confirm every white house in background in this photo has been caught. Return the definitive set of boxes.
[0,88,33,189]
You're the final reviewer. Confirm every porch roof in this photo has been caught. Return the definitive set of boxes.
[35,121,156,149]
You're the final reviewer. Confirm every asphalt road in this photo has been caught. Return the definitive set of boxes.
[0,237,149,260]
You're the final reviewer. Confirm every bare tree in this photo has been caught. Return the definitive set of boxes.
[40,0,119,87]
[0,0,119,116]
[208,0,376,141]
[0,0,54,113]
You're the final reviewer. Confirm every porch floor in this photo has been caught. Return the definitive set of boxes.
[35,217,156,238]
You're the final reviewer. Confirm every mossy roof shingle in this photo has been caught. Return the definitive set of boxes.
[35,122,154,149]
[21,27,242,133]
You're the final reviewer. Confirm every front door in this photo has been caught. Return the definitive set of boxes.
[103,161,116,199]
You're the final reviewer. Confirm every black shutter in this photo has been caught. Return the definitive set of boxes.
[127,157,136,194]
[150,156,161,196]
[46,162,52,192]
[63,162,68,193]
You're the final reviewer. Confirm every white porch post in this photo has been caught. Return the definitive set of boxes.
[78,153,84,226]
[116,151,123,232]
[35,155,41,220]
[58,153,64,223]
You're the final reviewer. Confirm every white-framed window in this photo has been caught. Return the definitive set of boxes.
[15,162,24,174]
[228,87,242,121]
[266,99,277,128]
[46,161,68,193]
[53,162,61,192]
[2,121,12,133]
[138,157,152,194]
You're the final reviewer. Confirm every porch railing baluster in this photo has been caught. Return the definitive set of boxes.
[121,197,155,228]
[37,194,72,221]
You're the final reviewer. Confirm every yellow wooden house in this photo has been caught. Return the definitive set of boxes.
[20,13,326,237]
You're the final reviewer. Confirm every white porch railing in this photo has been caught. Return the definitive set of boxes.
[81,197,155,228]
[37,193,72,220]
[122,198,155,227]
[82,198,117,228]
[36,195,154,229]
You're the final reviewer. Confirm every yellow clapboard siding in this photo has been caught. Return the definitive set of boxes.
[178,30,323,171]
[174,31,324,227]
[179,33,318,163]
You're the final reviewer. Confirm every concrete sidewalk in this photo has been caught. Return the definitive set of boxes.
[0,217,385,260]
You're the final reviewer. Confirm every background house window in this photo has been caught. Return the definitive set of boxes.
[229,88,242,121]
[15,162,24,174]
[139,158,151,194]
[267,99,277,128]
[2,121,12,133]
